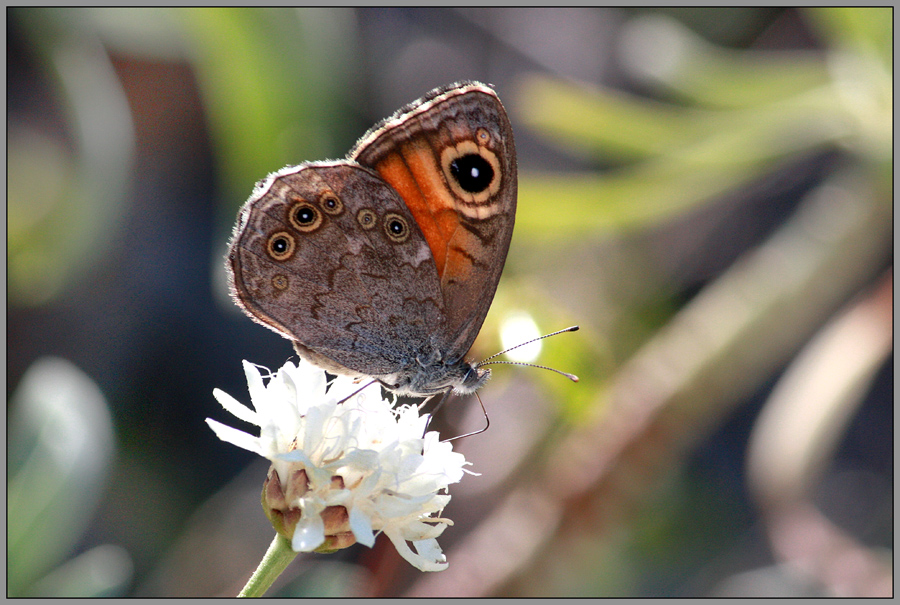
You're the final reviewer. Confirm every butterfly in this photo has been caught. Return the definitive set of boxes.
[227,82,517,397]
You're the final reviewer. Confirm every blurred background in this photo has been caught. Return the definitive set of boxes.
[7,7,892,597]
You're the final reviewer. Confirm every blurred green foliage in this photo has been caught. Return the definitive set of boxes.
[8,9,134,306]
[176,8,357,212]
[514,8,890,236]
[494,7,891,596]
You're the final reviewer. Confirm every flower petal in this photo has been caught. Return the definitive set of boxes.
[348,505,376,547]
[205,419,262,455]
[382,527,448,572]
[411,538,448,570]
[212,388,259,426]
[242,361,268,411]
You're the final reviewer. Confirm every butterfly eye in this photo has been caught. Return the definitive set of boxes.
[267,232,296,261]
[319,192,344,215]
[450,154,494,194]
[383,213,410,243]
[288,200,323,232]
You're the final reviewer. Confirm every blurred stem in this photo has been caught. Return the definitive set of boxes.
[746,271,892,596]
[747,271,893,505]
[238,534,296,598]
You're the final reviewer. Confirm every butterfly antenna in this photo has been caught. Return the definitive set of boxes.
[435,326,580,442]
[480,325,579,363]
[478,359,579,383]
[476,325,580,382]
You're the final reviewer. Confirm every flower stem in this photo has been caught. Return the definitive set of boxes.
[238,534,297,597]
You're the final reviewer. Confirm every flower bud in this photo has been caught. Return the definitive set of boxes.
[262,465,358,553]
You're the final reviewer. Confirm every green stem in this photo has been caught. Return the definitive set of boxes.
[238,534,297,597]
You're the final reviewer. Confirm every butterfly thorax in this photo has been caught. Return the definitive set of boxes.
[377,356,490,397]
[293,339,489,398]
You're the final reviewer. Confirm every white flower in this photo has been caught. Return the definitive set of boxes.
[207,359,471,572]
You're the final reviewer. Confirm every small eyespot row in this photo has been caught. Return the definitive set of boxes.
[267,231,296,261]
[383,212,410,243]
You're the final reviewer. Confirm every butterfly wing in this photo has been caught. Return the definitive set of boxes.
[350,82,517,359]
[228,162,445,377]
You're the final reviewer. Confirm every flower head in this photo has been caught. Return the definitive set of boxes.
[207,359,471,572]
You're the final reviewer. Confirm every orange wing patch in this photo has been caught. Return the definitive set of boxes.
[371,140,467,282]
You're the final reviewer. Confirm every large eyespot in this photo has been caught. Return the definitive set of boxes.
[319,191,344,215]
[441,140,501,203]
[450,154,494,193]
[383,212,410,243]
[357,208,377,230]
[267,231,295,261]
[288,199,323,232]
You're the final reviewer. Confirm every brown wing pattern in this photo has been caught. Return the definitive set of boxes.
[350,82,517,356]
